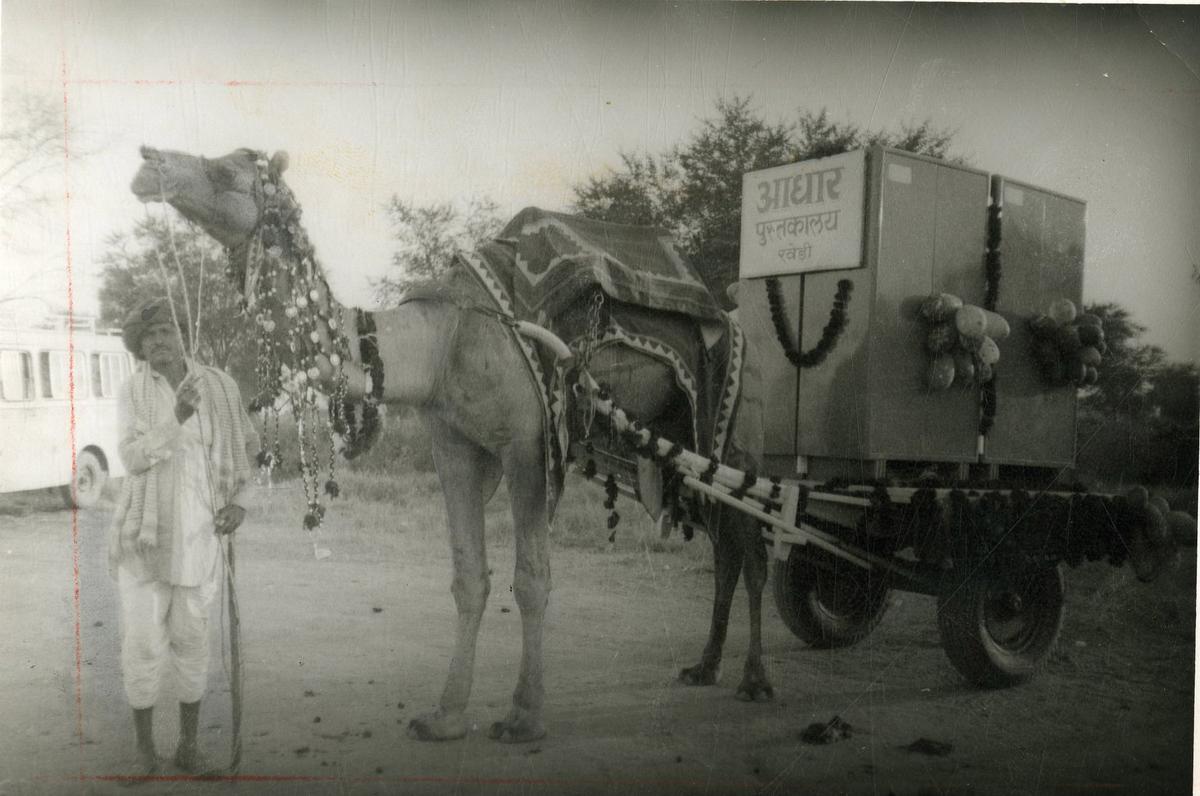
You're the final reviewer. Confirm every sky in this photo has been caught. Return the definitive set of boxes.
[2,0,1198,362]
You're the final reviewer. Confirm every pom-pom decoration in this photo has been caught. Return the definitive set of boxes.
[954,305,988,339]
[1048,298,1078,325]
[918,293,1002,391]
[927,354,956,391]
[1028,298,1104,388]
[920,292,963,322]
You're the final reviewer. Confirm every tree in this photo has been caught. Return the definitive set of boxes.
[1073,301,1197,486]
[1077,302,1167,417]
[0,89,91,308]
[573,97,956,301]
[0,90,65,234]
[373,196,502,307]
[1149,362,1199,426]
[98,216,256,387]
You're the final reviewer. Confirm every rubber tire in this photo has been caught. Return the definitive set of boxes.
[772,548,891,648]
[937,563,1064,688]
[60,450,107,510]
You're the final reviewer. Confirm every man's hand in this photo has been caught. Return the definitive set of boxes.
[174,373,201,424]
[215,504,246,536]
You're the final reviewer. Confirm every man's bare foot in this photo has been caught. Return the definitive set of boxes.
[174,744,220,777]
[119,748,160,787]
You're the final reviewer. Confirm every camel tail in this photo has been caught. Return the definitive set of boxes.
[514,321,575,365]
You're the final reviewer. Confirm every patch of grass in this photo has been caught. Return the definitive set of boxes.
[255,411,718,567]
[338,468,441,506]
[549,474,714,568]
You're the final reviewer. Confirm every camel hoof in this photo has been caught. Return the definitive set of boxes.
[487,719,546,744]
[679,663,719,686]
[407,712,467,742]
[734,680,775,702]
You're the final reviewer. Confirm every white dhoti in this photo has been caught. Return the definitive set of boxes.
[109,361,253,710]
[118,560,220,709]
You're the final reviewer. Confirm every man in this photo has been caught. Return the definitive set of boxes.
[107,297,257,776]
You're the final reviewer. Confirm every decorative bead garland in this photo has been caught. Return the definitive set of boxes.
[235,152,360,532]
[766,278,853,369]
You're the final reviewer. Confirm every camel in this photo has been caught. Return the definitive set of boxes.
[130,146,772,744]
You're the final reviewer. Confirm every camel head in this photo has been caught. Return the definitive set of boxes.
[133,143,349,401]
[131,145,312,310]
[131,145,289,250]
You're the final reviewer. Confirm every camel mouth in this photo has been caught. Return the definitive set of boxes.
[130,170,171,203]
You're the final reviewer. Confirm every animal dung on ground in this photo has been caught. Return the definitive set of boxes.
[799,715,854,745]
[903,738,954,756]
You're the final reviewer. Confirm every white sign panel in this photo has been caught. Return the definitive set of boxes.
[739,150,866,278]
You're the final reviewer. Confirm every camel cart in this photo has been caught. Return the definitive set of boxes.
[566,146,1192,688]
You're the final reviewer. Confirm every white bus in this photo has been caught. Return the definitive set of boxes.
[0,312,135,508]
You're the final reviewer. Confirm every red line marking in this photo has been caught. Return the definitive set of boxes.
[59,3,85,773]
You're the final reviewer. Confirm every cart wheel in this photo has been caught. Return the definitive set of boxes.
[772,548,890,648]
[937,562,1064,688]
[60,450,108,510]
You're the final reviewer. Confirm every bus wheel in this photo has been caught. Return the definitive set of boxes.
[60,450,108,510]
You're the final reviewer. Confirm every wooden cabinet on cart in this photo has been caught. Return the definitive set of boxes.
[737,146,1085,482]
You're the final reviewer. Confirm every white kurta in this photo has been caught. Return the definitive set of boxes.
[114,364,249,707]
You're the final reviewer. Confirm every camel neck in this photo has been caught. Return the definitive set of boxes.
[368,301,458,407]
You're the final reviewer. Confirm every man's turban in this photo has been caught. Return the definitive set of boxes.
[121,297,180,360]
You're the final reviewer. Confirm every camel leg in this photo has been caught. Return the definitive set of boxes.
[488,443,551,743]
[734,514,774,702]
[680,506,744,686]
[408,421,495,742]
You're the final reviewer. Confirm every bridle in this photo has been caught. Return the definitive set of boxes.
[231,151,277,312]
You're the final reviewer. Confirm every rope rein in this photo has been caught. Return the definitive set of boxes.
[146,168,244,773]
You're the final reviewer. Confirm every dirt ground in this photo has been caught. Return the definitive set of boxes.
[0,481,1195,795]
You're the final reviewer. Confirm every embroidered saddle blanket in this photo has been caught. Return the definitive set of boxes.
[454,208,752,519]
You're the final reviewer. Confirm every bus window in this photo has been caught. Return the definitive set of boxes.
[38,350,69,399]
[0,350,34,401]
[73,351,88,397]
[87,352,127,398]
[104,353,122,395]
[90,353,103,397]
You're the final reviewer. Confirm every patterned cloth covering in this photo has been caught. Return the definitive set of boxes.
[107,360,256,580]
[486,206,725,323]
[455,208,750,519]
